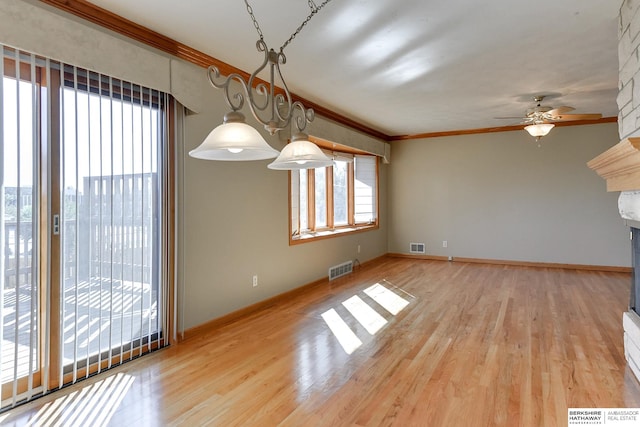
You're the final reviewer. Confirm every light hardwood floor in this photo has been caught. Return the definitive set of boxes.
[3,256,640,426]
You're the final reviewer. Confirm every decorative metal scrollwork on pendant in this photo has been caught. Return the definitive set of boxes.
[206,39,314,136]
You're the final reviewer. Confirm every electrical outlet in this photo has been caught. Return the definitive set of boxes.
[443,240,448,248]
[357,244,361,254]
[252,275,258,287]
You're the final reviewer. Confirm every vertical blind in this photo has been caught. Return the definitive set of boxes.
[1,46,41,408]
[0,43,174,410]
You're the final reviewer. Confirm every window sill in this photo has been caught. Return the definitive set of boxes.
[290,224,378,245]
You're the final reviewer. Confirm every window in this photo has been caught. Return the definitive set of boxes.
[290,147,378,243]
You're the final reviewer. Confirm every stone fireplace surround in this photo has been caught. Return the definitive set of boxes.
[586,0,640,383]
[588,138,640,381]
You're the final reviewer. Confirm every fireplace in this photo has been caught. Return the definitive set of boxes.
[620,193,640,317]
[587,0,640,383]
[630,222,640,380]
[626,225,640,379]
[633,226,640,316]
[588,140,640,381]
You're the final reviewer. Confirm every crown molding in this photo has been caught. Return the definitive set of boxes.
[389,116,618,141]
[37,0,389,141]
[36,1,618,144]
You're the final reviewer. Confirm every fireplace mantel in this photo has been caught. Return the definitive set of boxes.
[588,137,640,191]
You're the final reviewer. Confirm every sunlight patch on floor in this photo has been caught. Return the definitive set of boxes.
[320,281,412,355]
[321,309,363,355]
[342,295,387,335]
[24,372,134,427]
[364,282,410,315]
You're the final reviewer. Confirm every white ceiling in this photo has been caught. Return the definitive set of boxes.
[88,0,621,138]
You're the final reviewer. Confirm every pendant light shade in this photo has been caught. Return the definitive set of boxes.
[524,123,555,139]
[268,133,334,170]
[189,111,279,161]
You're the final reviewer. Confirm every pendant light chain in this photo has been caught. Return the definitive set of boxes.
[244,0,334,52]
[244,1,264,41]
[280,0,333,52]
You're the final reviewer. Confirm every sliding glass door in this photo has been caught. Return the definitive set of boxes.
[0,45,173,409]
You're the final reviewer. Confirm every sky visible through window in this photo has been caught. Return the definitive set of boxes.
[2,77,159,193]
[2,77,34,187]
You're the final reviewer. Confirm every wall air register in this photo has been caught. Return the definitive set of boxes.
[410,243,426,254]
[329,261,354,281]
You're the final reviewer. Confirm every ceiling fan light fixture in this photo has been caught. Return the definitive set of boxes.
[524,123,555,139]
[189,111,279,161]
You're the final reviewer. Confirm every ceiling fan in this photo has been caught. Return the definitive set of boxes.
[500,95,602,143]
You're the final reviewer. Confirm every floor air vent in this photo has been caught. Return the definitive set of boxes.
[329,260,354,281]
[410,242,426,254]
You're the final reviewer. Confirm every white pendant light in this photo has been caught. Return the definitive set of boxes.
[524,123,555,140]
[192,0,335,169]
[268,133,334,170]
[189,111,279,161]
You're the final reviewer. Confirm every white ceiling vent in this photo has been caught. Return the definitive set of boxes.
[329,260,354,281]
[410,243,426,254]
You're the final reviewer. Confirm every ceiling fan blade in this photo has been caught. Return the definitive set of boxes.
[553,113,602,121]
[546,106,574,116]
